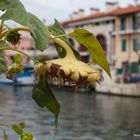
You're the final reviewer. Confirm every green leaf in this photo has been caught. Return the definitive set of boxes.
[0,0,50,51]
[69,28,111,78]
[0,60,7,72]
[21,132,34,140]
[11,122,24,135]
[11,122,34,140]
[32,77,60,126]
[0,0,28,25]
[8,63,24,73]
[13,54,22,64]
[19,122,25,129]
[49,19,81,59]
[26,13,50,51]
[6,63,24,80]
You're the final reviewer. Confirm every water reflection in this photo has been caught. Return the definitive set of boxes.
[0,85,140,140]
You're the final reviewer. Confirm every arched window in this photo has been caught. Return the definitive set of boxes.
[96,34,107,53]
[78,44,87,52]
[69,38,75,47]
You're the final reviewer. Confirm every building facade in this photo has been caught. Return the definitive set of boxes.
[112,7,140,77]
[62,1,140,81]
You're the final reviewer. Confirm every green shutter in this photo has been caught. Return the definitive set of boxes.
[133,39,137,51]
[121,39,126,52]
[117,69,123,75]
[130,62,139,74]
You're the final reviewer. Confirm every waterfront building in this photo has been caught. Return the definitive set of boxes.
[62,1,140,83]
[112,5,140,81]
[62,2,117,65]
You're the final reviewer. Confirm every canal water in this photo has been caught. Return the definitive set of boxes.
[0,85,140,140]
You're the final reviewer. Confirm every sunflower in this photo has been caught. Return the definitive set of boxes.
[35,35,102,88]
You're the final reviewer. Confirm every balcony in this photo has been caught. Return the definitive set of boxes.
[112,29,140,35]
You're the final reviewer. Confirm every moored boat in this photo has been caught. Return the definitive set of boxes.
[0,74,14,85]
[15,65,35,86]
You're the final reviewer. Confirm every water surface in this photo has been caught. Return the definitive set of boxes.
[0,85,140,140]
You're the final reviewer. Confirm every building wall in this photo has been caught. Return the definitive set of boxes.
[64,20,115,65]
[85,23,114,64]
[114,15,139,69]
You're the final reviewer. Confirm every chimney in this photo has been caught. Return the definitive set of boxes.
[90,8,100,14]
[70,11,78,20]
[106,1,119,12]
[134,0,139,5]
[70,9,85,20]
[78,9,85,16]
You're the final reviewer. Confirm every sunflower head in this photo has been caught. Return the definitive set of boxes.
[35,34,103,88]
[36,57,103,88]
[7,30,21,45]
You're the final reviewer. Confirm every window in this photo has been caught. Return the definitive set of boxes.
[130,62,139,74]
[122,61,129,73]
[121,39,127,52]
[117,69,123,75]
[96,22,99,26]
[112,21,115,31]
[132,13,140,30]
[132,15,137,30]
[120,17,126,30]
[69,38,75,47]
[132,39,138,51]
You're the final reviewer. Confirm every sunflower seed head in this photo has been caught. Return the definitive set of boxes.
[35,58,103,88]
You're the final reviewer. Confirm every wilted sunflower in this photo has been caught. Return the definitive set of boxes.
[35,35,103,88]
[6,30,21,45]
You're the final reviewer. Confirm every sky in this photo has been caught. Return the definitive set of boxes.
[20,0,136,24]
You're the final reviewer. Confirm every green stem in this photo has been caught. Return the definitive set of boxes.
[0,29,8,39]
[14,27,30,32]
[49,35,76,59]
[0,46,40,64]
[0,20,4,35]
[55,34,68,38]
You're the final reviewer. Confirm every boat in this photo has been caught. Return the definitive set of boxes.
[15,65,35,86]
[0,74,14,85]
[0,65,35,86]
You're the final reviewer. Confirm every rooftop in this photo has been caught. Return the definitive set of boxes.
[62,5,140,26]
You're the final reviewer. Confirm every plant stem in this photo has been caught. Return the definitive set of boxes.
[13,49,40,64]
[0,46,40,64]
[14,26,30,32]
[49,35,76,59]
[0,20,5,35]
[0,29,8,39]
[55,34,68,38]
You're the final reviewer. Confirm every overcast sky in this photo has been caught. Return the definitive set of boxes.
[20,0,136,24]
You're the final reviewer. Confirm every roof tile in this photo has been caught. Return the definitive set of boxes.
[62,5,140,25]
